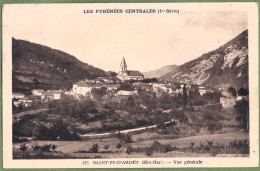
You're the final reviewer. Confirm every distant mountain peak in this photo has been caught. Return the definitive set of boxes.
[142,65,179,79]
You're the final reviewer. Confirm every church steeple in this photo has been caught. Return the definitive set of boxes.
[120,57,127,71]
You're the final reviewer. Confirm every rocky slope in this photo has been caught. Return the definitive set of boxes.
[160,30,248,90]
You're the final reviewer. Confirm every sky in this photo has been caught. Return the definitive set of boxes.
[3,3,247,72]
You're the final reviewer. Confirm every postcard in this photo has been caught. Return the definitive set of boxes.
[2,2,259,168]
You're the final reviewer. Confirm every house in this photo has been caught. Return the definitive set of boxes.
[117,57,144,81]
[42,90,61,101]
[73,81,94,96]
[116,90,139,96]
[152,82,169,88]
[104,84,118,91]
[13,101,22,107]
[31,89,44,96]
[220,97,236,108]
[15,97,33,107]
[198,87,214,96]
[12,93,25,99]
[96,77,116,84]
[73,79,118,96]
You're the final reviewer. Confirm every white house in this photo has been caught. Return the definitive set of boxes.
[220,97,236,108]
[42,90,62,101]
[32,89,44,96]
[19,98,33,107]
[73,80,118,96]
[116,90,138,96]
[12,93,25,99]
[72,81,103,96]
[198,87,214,96]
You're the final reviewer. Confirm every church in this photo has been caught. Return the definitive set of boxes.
[117,57,144,81]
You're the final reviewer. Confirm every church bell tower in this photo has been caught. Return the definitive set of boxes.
[120,57,127,71]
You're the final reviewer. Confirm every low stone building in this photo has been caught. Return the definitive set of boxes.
[220,97,236,108]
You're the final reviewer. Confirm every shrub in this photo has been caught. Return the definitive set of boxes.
[122,134,133,143]
[104,145,110,153]
[126,145,133,155]
[19,144,28,156]
[116,143,122,152]
[234,99,249,130]
[116,133,133,144]
[36,120,80,141]
[32,144,41,151]
[150,141,172,153]
[40,144,51,152]
[190,142,195,148]
[146,148,153,156]
[208,122,223,132]
[51,144,57,151]
[89,144,99,154]
[207,140,214,147]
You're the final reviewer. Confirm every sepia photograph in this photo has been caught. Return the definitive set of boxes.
[2,2,259,168]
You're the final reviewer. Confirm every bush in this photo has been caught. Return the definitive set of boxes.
[145,148,153,156]
[126,145,133,155]
[89,144,99,153]
[150,141,172,153]
[36,120,80,141]
[116,133,133,144]
[192,97,208,106]
[40,144,51,152]
[208,122,223,132]
[170,110,188,123]
[207,140,214,147]
[51,144,57,151]
[190,142,195,148]
[116,143,122,152]
[104,145,110,152]
[19,144,28,156]
[235,99,249,130]
[32,144,41,151]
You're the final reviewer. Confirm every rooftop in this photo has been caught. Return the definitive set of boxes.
[127,70,144,76]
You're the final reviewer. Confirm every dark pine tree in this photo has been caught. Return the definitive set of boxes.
[183,84,187,108]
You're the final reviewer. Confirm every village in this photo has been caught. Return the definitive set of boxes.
[12,57,244,111]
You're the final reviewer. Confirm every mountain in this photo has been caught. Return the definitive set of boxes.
[142,65,179,78]
[12,38,108,94]
[160,30,248,90]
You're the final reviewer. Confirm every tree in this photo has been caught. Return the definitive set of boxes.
[51,144,57,151]
[183,84,187,108]
[122,133,133,143]
[228,87,237,97]
[104,145,110,153]
[89,144,99,154]
[118,82,133,91]
[125,96,136,109]
[32,144,41,152]
[91,87,107,100]
[235,99,249,130]
[146,148,153,156]
[238,87,249,96]
[19,144,28,157]
[51,120,72,140]
[116,143,122,153]
[32,78,39,89]
[126,145,133,155]
[40,144,51,152]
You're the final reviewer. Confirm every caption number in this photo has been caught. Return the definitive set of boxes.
[82,161,89,165]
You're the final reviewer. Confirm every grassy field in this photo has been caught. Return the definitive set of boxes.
[13,130,249,159]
